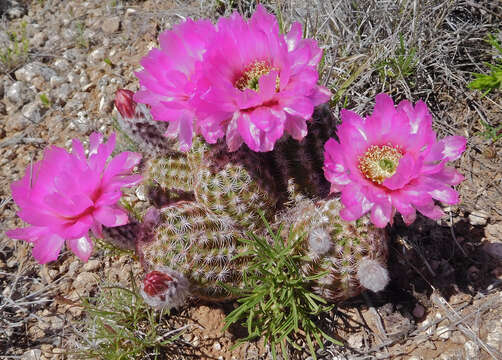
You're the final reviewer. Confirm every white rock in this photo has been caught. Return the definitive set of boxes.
[21,349,42,360]
[468,210,489,226]
[15,62,57,83]
[102,16,120,33]
[89,48,106,64]
[463,340,479,358]
[436,325,451,340]
[6,81,35,105]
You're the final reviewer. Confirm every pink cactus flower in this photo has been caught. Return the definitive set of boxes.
[324,93,466,228]
[133,19,217,152]
[195,5,331,151]
[6,133,142,264]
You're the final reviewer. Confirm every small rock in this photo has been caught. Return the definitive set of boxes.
[6,112,30,132]
[21,349,42,360]
[89,48,106,64]
[63,48,84,63]
[483,242,502,260]
[347,333,363,348]
[450,331,466,344]
[83,259,100,272]
[64,92,89,112]
[468,210,489,226]
[102,16,121,33]
[6,81,35,106]
[31,32,48,48]
[412,303,425,319]
[213,342,222,351]
[15,62,57,83]
[464,340,479,358]
[436,325,451,340]
[53,58,71,72]
[73,271,99,294]
[21,102,46,123]
[5,0,26,19]
[52,83,73,106]
[50,75,65,88]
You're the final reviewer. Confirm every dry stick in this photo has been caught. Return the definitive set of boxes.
[448,210,468,257]
[430,292,502,360]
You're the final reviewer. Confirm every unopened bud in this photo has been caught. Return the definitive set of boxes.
[140,266,190,310]
[114,89,136,119]
[143,270,173,297]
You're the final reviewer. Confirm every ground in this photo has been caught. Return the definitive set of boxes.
[0,0,501,359]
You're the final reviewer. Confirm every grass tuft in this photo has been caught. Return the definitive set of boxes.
[0,21,29,74]
[222,214,341,360]
[75,276,185,360]
[468,33,502,94]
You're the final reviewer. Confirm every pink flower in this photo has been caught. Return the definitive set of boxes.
[324,94,466,228]
[133,19,217,152]
[6,133,142,264]
[195,5,331,151]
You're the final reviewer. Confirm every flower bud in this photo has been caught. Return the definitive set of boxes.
[114,89,136,119]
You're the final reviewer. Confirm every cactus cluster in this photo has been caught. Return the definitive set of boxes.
[111,90,390,310]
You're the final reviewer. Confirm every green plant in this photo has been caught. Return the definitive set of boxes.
[468,34,502,94]
[77,280,184,359]
[377,33,418,81]
[75,22,89,49]
[0,21,29,73]
[39,93,51,107]
[222,214,342,360]
[478,118,502,143]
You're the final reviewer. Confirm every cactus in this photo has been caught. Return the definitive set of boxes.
[112,89,390,310]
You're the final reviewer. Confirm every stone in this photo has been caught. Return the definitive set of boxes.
[21,349,42,360]
[15,62,57,83]
[5,0,26,19]
[21,102,46,123]
[62,48,84,62]
[52,83,73,106]
[6,81,35,106]
[6,112,31,132]
[436,325,451,340]
[64,92,89,113]
[83,259,100,272]
[347,333,363,348]
[483,242,502,260]
[412,303,425,319]
[213,342,222,351]
[31,32,48,48]
[89,48,106,64]
[468,210,489,226]
[53,58,71,73]
[102,16,120,33]
[50,75,65,88]
[464,340,479,358]
[73,272,99,294]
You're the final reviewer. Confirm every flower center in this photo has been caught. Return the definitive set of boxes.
[358,144,403,184]
[234,60,278,91]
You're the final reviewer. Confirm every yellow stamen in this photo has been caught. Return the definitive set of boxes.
[234,60,279,91]
[358,144,403,184]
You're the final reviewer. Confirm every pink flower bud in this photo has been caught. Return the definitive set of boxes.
[115,89,136,119]
[143,270,173,297]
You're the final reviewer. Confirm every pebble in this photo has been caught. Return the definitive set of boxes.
[468,210,489,226]
[6,81,35,106]
[73,271,99,293]
[483,242,502,260]
[15,62,57,83]
[6,112,31,132]
[5,0,26,19]
[53,58,71,72]
[21,349,42,360]
[52,83,73,105]
[213,342,222,351]
[21,102,46,123]
[31,32,48,47]
[64,92,89,112]
[83,259,100,272]
[102,16,121,33]
[463,340,479,358]
[412,303,425,319]
[89,48,106,64]
[435,325,451,340]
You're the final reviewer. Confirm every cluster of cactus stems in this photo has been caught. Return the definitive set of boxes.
[110,89,389,310]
